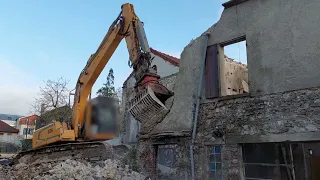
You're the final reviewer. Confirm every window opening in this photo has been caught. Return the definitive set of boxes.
[221,38,248,96]
[242,143,295,180]
[209,145,222,180]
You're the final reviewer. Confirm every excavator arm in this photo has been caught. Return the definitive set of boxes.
[72,3,172,139]
[18,3,172,165]
[30,3,172,150]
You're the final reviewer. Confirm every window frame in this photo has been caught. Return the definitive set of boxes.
[208,145,223,179]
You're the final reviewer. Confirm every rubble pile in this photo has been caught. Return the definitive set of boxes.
[0,159,148,180]
[0,165,15,180]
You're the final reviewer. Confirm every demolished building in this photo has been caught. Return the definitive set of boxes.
[121,48,180,144]
[121,0,320,179]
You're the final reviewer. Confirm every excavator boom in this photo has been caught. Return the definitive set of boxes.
[15,3,173,165]
[72,3,172,139]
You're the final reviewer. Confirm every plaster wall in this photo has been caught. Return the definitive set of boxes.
[151,36,208,135]
[206,0,320,95]
[150,53,179,77]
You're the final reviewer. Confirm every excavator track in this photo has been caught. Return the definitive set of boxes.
[13,141,127,165]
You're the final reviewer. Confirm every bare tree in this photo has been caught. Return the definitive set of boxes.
[31,77,70,115]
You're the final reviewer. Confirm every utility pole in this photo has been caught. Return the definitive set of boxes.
[69,88,75,108]
[25,118,29,139]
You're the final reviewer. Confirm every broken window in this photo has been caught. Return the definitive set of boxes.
[157,145,176,168]
[242,143,295,180]
[208,145,222,180]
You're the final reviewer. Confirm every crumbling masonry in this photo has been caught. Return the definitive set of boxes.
[122,0,320,179]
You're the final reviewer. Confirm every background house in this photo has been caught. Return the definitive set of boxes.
[0,120,20,154]
[0,113,23,128]
[17,115,38,139]
[0,120,19,139]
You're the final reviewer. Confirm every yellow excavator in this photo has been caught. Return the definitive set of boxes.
[15,3,173,164]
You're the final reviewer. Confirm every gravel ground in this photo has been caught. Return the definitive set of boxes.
[0,159,148,180]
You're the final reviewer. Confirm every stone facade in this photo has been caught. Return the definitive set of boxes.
[194,88,320,179]
[128,0,320,179]
[137,137,244,179]
[199,88,320,143]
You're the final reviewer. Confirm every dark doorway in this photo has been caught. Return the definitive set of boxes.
[311,155,320,180]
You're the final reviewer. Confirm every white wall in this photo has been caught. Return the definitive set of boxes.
[17,124,35,139]
[0,133,20,143]
[125,53,179,89]
[150,53,179,78]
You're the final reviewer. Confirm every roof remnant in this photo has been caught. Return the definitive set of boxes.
[222,0,249,9]
[0,120,19,133]
[123,48,180,86]
[19,115,39,125]
[150,48,180,66]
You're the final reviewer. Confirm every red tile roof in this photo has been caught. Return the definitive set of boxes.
[150,48,180,66]
[0,120,19,133]
[123,48,180,86]
[19,115,38,125]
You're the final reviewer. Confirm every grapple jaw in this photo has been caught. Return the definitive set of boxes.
[128,83,173,124]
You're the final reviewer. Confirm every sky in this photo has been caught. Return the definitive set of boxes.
[0,0,247,116]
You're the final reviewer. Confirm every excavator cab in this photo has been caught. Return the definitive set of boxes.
[83,96,118,140]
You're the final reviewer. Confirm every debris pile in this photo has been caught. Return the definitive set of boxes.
[0,159,147,180]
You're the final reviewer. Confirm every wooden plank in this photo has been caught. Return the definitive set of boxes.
[205,45,220,98]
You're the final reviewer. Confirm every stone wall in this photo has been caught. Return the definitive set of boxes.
[154,137,190,180]
[137,136,244,179]
[198,88,320,143]
[223,57,248,95]
[137,139,157,178]
[194,144,244,180]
